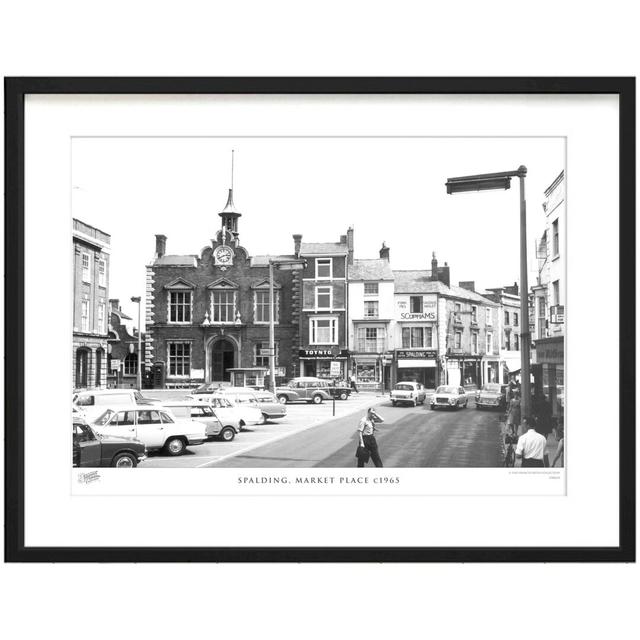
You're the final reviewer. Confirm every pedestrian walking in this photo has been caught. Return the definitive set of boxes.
[356,407,384,467]
[552,428,565,467]
[515,417,547,467]
[349,376,359,394]
[506,391,521,436]
[532,390,553,439]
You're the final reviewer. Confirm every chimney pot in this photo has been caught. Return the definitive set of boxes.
[293,233,303,257]
[155,234,167,259]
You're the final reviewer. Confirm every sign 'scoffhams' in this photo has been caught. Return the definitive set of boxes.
[399,311,436,321]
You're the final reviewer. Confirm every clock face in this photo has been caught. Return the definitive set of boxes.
[215,246,233,265]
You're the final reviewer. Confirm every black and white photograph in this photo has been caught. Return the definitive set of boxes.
[71,136,565,473]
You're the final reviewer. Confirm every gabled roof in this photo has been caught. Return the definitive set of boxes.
[393,270,497,305]
[206,277,239,289]
[163,277,196,290]
[154,255,198,266]
[348,259,394,281]
[300,242,348,256]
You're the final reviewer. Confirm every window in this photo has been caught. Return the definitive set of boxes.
[513,312,519,326]
[552,219,559,257]
[255,290,279,323]
[81,299,89,332]
[98,300,106,333]
[553,280,560,306]
[168,342,191,376]
[254,342,279,367]
[98,259,106,287]
[454,303,461,323]
[316,286,332,310]
[485,308,492,325]
[211,290,236,323]
[471,332,478,354]
[514,334,520,350]
[364,282,378,295]
[504,331,510,350]
[81,253,90,283]
[401,326,433,348]
[504,310,510,325]
[357,327,383,352]
[486,332,493,354]
[137,410,161,425]
[410,296,423,313]
[471,305,477,323]
[169,291,191,323]
[310,318,337,344]
[364,300,379,318]
[124,352,138,375]
[316,258,332,279]
[454,331,462,349]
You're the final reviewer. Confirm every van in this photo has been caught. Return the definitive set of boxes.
[73,389,160,421]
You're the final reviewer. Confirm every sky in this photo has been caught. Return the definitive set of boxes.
[72,136,565,326]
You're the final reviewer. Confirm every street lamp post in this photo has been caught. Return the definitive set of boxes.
[445,166,532,420]
[130,296,142,391]
[268,258,306,393]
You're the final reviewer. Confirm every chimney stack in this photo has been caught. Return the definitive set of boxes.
[459,281,475,292]
[347,227,354,265]
[379,242,390,261]
[109,299,120,312]
[293,233,302,257]
[155,234,167,259]
[431,252,438,281]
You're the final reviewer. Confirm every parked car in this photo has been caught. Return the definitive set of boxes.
[187,393,263,428]
[430,385,468,410]
[73,389,160,422]
[161,401,240,441]
[275,377,333,404]
[73,420,146,468]
[475,383,508,410]
[325,381,352,401]
[190,381,232,395]
[390,381,427,407]
[90,405,208,456]
[213,387,286,423]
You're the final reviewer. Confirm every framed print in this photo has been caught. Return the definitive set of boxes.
[4,77,635,562]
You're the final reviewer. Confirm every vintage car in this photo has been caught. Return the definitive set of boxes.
[390,381,427,407]
[475,383,508,410]
[275,377,334,405]
[73,420,146,468]
[429,385,468,410]
[213,387,287,423]
[161,401,240,441]
[187,393,263,428]
[91,405,208,456]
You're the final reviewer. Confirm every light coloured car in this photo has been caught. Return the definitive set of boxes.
[390,381,427,407]
[430,385,468,410]
[186,393,262,429]
[91,405,208,456]
[73,389,160,422]
[214,387,286,424]
[161,401,240,441]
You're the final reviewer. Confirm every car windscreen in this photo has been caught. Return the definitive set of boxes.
[482,384,501,393]
[436,386,457,394]
[93,409,116,426]
[394,384,415,391]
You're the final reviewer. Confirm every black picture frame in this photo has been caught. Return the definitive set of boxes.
[4,77,635,563]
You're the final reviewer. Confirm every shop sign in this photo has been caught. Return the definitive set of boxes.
[395,295,437,321]
[396,349,437,360]
[299,348,337,358]
[110,359,121,370]
[381,355,393,365]
[550,305,565,324]
[274,367,286,377]
[534,338,564,364]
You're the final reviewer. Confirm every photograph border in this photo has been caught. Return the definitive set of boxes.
[4,76,635,562]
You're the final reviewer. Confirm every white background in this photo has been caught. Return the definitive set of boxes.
[1,2,638,640]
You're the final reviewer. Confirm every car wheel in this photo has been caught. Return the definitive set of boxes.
[413,398,418,407]
[220,427,235,442]
[339,391,348,400]
[312,394,323,405]
[430,404,435,410]
[164,437,187,456]
[112,452,137,468]
[277,395,288,405]
[260,413,268,425]
[392,401,397,407]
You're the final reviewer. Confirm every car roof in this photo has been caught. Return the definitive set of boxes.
[75,389,137,396]
[95,404,164,412]
[162,401,216,407]
[214,387,257,393]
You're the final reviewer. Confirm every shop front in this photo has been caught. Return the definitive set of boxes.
[350,355,383,391]
[299,348,349,380]
[483,358,500,384]
[394,349,438,389]
[532,336,564,432]
[445,354,482,388]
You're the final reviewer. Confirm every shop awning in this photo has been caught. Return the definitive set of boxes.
[398,359,436,368]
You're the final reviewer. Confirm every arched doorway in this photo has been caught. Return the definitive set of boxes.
[75,348,89,388]
[211,338,235,382]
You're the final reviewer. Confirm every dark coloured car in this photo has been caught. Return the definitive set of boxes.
[475,383,508,410]
[275,377,333,404]
[73,421,146,468]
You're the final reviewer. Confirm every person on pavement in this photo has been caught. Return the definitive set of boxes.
[552,428,565,467]
[515,417,547,467]
[357,407,384,467]
[506,391,521,435]
[349,376,359,394]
